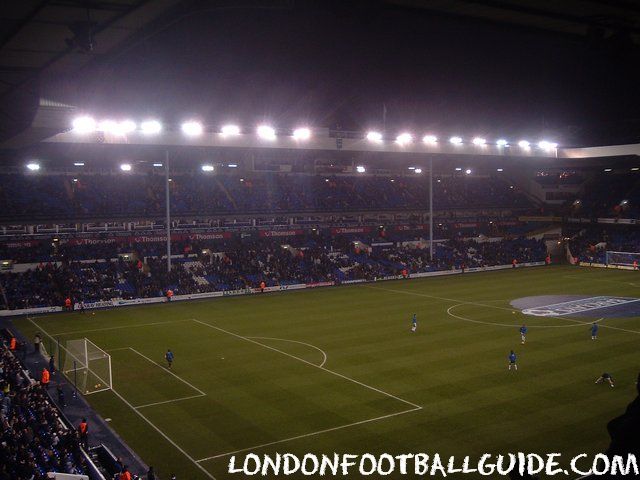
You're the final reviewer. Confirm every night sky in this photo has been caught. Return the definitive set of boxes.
[73,2,640,147]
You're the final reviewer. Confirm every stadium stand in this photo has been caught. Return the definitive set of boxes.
[568,225,640,265]
[0,235,546,310]
[0,173,531,221]
[566,171,640,219]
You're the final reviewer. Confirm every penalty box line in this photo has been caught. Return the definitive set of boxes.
[191,319,421,410]
[191,318,422,463]
[195,406,422,463]
[52,318,195,337]
[106,347,207,408]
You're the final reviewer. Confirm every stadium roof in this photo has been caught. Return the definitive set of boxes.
[0,0,185,146]
[1,1,640,151]
[390,0,640,44]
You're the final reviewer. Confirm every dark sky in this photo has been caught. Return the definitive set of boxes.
[73,2,640,147]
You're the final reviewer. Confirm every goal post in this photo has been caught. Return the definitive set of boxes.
[60,338,112,395]
[605,251,640,268]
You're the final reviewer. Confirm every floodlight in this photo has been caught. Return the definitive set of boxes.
[72,116,96,133]
[293,127,311,140]
[496,139,508,147]
[227,164,238,168]
[465,169,472,175]
[98,120,117,133]
[26,162,40,171]
[74,162,85,166]
[221,124,240,136]
[153,163,163,167]
[632,167,640,171]
[538,140,558,150]
[604,168,612,172]
[201,164,214,172]
[395,132,413,145]
[356,165,366,173]
[120,163,132,171]
[141,120,162,135]
[257,125,276,140]
[97,119,136,135]
[366,131,383,142]
[414,168,422,174]
[449,136,463,145]
[120,120,136,134]
[455,167,462,171]
[423,135,438,144]
[181,121,203,136]
[497,168,504,172]
[472,137,486,146]
[518,140,530,148]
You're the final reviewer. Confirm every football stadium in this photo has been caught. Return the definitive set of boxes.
[0,2,639,480]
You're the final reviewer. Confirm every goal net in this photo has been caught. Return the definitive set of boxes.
[605,251,640,267]
[60,338,112,395]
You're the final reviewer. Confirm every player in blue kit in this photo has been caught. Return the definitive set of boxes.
[508,350,517,371]
[411,314,417,332]
[591,322,599,340]
[520,324,527,344]
[165,349,174,369]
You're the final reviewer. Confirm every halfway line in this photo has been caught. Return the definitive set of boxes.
[363,285,640,335]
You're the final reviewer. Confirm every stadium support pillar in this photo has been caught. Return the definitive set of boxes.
[0,279,8,309]
[165,150,172,272]
[429,157,433,261]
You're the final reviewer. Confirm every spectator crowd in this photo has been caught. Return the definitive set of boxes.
[568,225,640,264]
[0,343,89,479]
[1,235,547,310]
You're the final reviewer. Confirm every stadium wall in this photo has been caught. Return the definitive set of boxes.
[0,262,545,317]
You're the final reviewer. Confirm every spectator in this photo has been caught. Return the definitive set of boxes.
[41,368,50,389]
[33,333,41,354]
[119,465,132,480]
[56,384,66,408]
[78,418,88,450]
[0,344,89,479]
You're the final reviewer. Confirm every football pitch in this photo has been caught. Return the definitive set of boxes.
[12,265,640,479]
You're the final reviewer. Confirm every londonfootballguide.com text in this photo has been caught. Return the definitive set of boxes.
[228,452,638,477]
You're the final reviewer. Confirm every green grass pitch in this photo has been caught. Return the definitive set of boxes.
[12,265,640,479]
